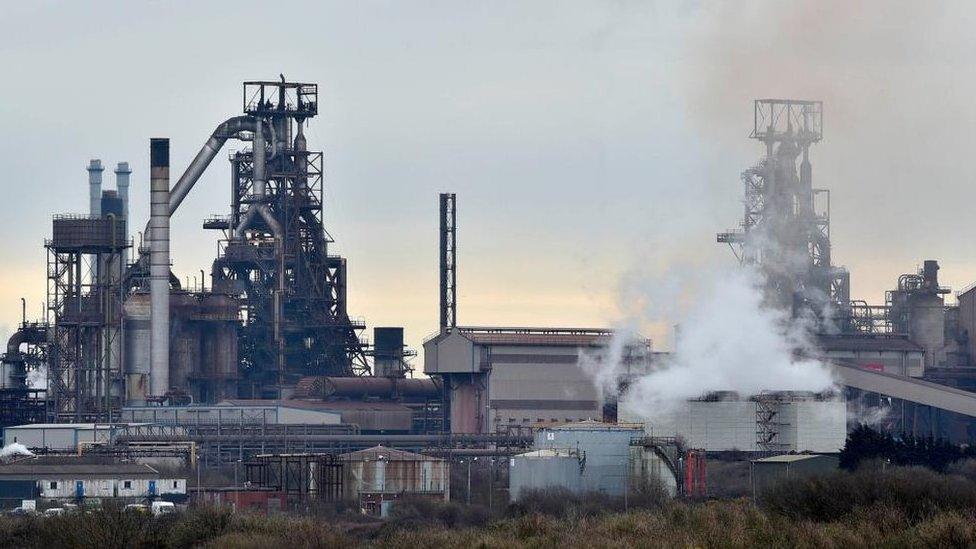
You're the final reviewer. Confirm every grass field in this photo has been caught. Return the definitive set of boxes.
[3,465,976,548]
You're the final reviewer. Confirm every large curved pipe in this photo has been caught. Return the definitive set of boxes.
[6,325,46,355]
[168,116,276,215]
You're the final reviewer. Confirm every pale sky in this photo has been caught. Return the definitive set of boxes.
[2,1,976,354]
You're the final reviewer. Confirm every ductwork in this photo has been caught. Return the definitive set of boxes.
[2,324,47,390]
[149,138,171,397]
[168,116,276,215]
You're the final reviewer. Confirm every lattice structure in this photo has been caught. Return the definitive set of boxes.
[755,392,789,453]
[46,215,127,421]
[245,453,343,502]
[210,80,368,399]
[439,193,457,331]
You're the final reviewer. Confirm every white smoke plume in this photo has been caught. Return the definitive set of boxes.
[583,261,838,424]
[0,443,33,458]
[26,364,47,390]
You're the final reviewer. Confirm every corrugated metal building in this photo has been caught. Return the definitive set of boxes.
[0,456,185,508]
[339,446,449,514]
[424,327,610,434]
[218,399,414,433]
[4,424,133,451]
[123,402,343,426]
[817,334,924,377]
[622,396,846,453]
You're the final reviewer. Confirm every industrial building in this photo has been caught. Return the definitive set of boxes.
[0,455,186,509]
[424,327,610,434]
[509,420,685,501]
[621,393,847,453]
[6,82,976,506]
[339,446,449,515]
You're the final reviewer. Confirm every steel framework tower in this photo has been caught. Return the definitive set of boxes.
[717,100,850,327]
[46,215,127,421]
[208,80,368,397]
[439,193,457,331]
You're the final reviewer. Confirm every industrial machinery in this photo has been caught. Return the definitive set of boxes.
[200,79,370,397]
[717,100,850,328]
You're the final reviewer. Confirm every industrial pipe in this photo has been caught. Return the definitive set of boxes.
[1,324,47,390]
[117,432,533,445]
[168,116,276,215]
[149,138,171,398]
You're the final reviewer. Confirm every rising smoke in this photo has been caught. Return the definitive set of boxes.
[582,261,838,423]
[0,443,33,459]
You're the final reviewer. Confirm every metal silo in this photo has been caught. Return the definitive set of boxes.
[534,420,642,496]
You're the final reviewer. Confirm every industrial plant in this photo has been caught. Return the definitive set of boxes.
[5,82,976,513]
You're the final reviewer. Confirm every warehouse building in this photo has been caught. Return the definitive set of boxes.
[3,423,135,451]
[0,456,186,508]
[122,402,342,426]
[340,445,449,516]
[424,327,610,434]
[622,393,847,453]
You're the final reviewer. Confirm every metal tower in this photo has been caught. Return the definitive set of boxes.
[46,214,127,421]
[439,193,457,331]
[717,99,850,327]
[208,80,368,398]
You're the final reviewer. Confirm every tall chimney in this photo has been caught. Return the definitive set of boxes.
[87,159,103,217]
[115,162,131,223]
[149,139,170,398]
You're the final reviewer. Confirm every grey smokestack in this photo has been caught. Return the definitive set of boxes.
[115,162,131,223]
[149,139,170,397]
[87,159,103,217]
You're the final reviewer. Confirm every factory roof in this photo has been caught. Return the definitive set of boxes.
[5,423,147,430]
[752,454,836,464]
[427,326,614,347]
[816,334,924,353]
[516,448,581,458]
[0,457,161,479]
[340,445,442,462]
[546,419,643,431]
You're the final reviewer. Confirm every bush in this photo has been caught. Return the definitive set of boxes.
[379,495,490,533]
[508,484,668,519]
[759,465,976,523]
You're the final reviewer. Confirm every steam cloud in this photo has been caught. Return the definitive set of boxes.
[0,443,33,458]
[582,262,838,424]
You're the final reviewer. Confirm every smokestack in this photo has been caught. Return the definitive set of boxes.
[149,139,170,398]
[87,159,103,217]
[115,162,131,223]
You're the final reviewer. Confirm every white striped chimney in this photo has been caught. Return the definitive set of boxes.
[149,139,170,397]
[87,159,103,217]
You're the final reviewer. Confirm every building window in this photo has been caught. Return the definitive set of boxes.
[172,481,178,489]
[123,481,132,489]
[49,481,57,490]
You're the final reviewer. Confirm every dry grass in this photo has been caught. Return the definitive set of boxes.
[4,467,976,548]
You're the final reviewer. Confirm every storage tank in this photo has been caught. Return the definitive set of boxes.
[534,420,642,496]
[124,293,151,404]
[509,448,583,501]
